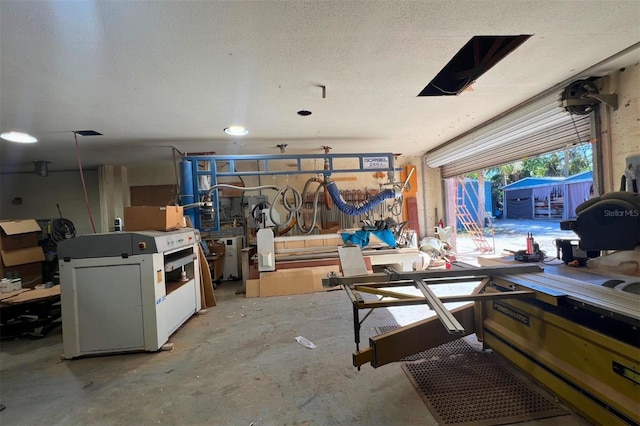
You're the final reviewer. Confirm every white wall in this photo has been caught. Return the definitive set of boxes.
[609,63,640,191]
[0,170,100,236]
[419,160,443,238]
[127,161,177,187]
[99,165,129,233]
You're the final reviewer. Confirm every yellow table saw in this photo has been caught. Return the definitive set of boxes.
[324,257,639,425]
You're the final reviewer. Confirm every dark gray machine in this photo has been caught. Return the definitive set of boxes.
[561,191,639,251]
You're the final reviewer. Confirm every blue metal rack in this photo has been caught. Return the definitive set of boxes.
[181,153,400,232]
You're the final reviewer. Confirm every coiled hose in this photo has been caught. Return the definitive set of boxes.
[324,181,400,216]
[269,178,326,234]
[52,218,76,242]
[205,179,400,235]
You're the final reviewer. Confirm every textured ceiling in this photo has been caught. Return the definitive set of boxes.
[1,0,639,173]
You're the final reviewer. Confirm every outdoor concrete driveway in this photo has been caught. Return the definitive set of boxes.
[454,218,577,264]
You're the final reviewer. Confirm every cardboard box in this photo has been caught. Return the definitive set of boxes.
[124,206,185,232]
[0,219,41,250]
[0,246,45,287]
[0,278,22,293]
[206,240,226,256]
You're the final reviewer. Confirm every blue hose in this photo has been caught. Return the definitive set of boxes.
[325,181,398,216]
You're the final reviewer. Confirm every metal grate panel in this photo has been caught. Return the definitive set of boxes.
[401,339,567,425]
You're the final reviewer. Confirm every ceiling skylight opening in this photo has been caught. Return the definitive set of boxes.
[74,130,103,136]
[1,131,38,143]
[224,126,248,136]
[418,35,531,97]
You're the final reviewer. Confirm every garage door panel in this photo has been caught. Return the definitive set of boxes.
[427,93,592,178]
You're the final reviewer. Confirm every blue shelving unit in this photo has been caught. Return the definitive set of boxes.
[180,153,400,232]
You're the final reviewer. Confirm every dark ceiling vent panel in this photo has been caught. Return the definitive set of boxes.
[74,130,103,136]
[418,35,531,97]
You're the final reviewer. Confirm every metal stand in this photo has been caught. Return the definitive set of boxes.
[324,263,542,368]
[181,153,401,233]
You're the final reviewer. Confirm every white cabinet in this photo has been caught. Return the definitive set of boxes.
[218,236,244,280]
[58,230,201,359]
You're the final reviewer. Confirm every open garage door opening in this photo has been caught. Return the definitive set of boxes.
[422,80,612,265]
[442,143,594,265]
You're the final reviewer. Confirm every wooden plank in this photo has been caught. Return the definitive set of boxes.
[259,268,314,297]
[276,246,339,255]
[198,245,216,307]
[400,166,417,222]
[304,238,326,248]
[331,176,358,182]
[246,279,260,298]
[0,288,30,301]
[198,266,207,309]
[369,304,475,368]
[283,240,305,249]
[406,197,421,236]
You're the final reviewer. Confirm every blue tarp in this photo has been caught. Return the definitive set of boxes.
[341,229,396,248]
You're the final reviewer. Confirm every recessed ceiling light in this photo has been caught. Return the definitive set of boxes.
[224,126,248,136]
[1,131,38,143]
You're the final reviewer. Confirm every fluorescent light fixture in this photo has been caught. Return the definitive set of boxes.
[1,131,38,143]
[224,126,248,136]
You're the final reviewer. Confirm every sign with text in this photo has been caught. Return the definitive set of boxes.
[363,156,390,169]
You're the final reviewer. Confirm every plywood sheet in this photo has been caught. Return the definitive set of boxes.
[259,268,314,297]
[246,279,260,298]
[2,286,60,304]
[198,245,216,307]
[407,196,420,236]
[0,288,30,301]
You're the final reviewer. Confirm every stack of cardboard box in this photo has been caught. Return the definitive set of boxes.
[0,220,45,288]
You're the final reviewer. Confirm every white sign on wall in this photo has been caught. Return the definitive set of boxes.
[363,156,390,169]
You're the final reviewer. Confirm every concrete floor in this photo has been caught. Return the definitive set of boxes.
[1,280,591,426]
